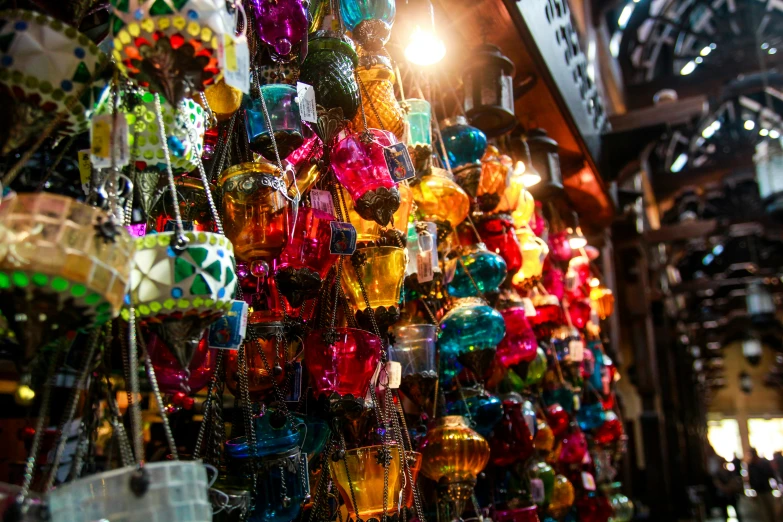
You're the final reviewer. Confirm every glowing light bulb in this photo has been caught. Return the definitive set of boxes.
[405,27,446,66]
[744,120,756,131]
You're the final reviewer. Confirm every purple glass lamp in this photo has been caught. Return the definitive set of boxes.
[249,0,308,58]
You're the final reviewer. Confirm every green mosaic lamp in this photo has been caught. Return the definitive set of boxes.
[0,193,135,366]
[125,230,237,371]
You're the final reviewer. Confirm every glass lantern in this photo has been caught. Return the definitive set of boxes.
[351,54,406,140]
[440,116,487,197]
[148,176,216,233]
[249,0,308,58]
[389,323,438,413]
[243,85,304,160]
[219,161,289,262]
[339,183,413,243]
[463,44,516,136]
[299,32,360,119]
[339,0,396,50]
[304,327,383,398]
[525,129,564,200]
[496,306,538,368]
[410,167,470,231]
[446,244,508,298]
[439,298,506,379]
[476,216,522,276]
[342,246,407,310]
[477,146,512,211]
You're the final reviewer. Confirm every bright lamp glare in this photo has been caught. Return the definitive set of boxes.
[680,60,697,75]
[618,4,634,29]
[405,27,445,66]
[569,236,588,249]
[700,46,712,56]
[670,153,688,173]
[770,130,781,139]
[521,172,541,188]
[744,120,755,130]
[760,128,769,137]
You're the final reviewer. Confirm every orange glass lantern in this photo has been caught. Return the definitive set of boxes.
[148,176,216,233]
[419,416,490,521]
[477,146,511,212]
[351,54,406,140]
[411,167,470,231]
[219,161,289,262]
[590,285,615,319]
[512,226,549,289]
[342,246,406,310]
[330,446,420,519]
[340,183,413,243]
[548,475,575,519]
[201,79,243,121]
[534,418,555,453]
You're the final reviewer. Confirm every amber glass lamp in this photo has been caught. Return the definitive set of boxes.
[342,246,406,311]
[419,415,490,522]
[340,183,413,243]
[511,226,549,290]
[590,285,615,319]
[352,53,406,140]
[411,167,470,233]
[476,145,511,212]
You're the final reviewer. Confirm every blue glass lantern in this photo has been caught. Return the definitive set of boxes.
[439,297,505,377]
[446,244,508,298]
[440,115,487,197]
[243,85,303,161]
[339,0,396,50]
[576,402,606,432]
[588,341,604,392]
[543,387,576,414]
[445,386,503,436]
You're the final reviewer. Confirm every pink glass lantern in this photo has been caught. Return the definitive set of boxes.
[529,202,546,236]
[548,231,572,263]
[276,207,337,307]
[331,129,401,226]
[496,307,538,368]
[529,294,564,338]
[490,396,534,466]
[476,216,523,276]
[542,265,565,301]
[545,404,569,438]
[147,331,217,395]
[558,429,588,464]
[568,299,592,330]
[249,0,308,58]
[304,328,382,398]
[493,506,540,522]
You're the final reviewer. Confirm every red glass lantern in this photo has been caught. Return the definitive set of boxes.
[574,493,613,522]
[147,331,217,395]
[568,299,592,330]
[496,307,538,368]
[490,396,535,466]
[593,411,624,446]
[304,328,382,398]
[529,294,564,338]
[545,404,569,438]
[331,129,401,226]
[276,207,337,308]
[476,216,522,276]
[558,429,588,464]
[542,265,565,301]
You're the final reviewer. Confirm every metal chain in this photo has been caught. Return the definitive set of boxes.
[127,309,144,464]
[339,433,362,521]
[44,329,102,491]
[210,113,237,183]
[194,350,225,459]
[154,94,188,249]
[104,370,134,468]
[257,86,286,176]
[186,124,224,234]
[393,392,425,522]
[237,339,258,495]
[137,327,178,460]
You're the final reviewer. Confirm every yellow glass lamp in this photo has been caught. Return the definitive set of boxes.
[352,53,406,140]
[201,79,243,121]
[511,226,549,289]
[476,146,511,212]
[548,475,575,519]
[340,183,413,243]
[331,445,420,519]
[342,246,407,310]
[419,416,490,521]
[511,189,535,229]
[411,167,470,231]
[590,285,615,319]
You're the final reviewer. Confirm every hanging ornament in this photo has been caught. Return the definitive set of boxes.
[528,459,555,507]
[528,292,563,338]
[331,128,401,226]
[388,323,438,415]
[440,116,487,198]
[148,176,215,232]
[445,386,503,436]
[590,285,614,320]
[419,416,490,522]
[109,0,232,105]
[244,84,304,160]
[339,0,396,51]
[405,98,433,174]
[510,188,536,228]
[520,346,547,387]
[524,129,564,201]
[511,227,549,290]
[496,306,538,368]
[489,395,534,466]
[410,167,470,234]
[602,483,634,522]
[343,245,407,329]
[147,330,217,395]
[0,193,134,369]
[340,183,413,243]
[439,298,506,379]
[275,207,337,308]
[352,53,406,140]
[534,418,555,453]
[0,9,109,154]
[218,161,290,263]
[462,44,516,137]
[445,244,507,298]
[201,78,242,121]
[299,32,360,120]
[493,506,540,522]
[593,411,624,447]
[475,215,523,277]
[557,428,588,465]
[576,402,606,432]
[476,146,512,211]
[248,0,307,59]
[547,475,575,519]
[126,231,237,372]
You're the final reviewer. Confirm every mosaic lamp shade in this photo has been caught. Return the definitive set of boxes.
[0,9,109,154]
[126,230,237,371]
[110,0,233,105]
[0,193,134,366]
[48,461,212,522]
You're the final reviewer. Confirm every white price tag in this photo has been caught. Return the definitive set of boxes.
[90,113,130,168]
[417,251,434,283]
[581,472,596,491]
[569,339,585,362]
[218,34,250,93]
[310,189,335,216]
[385,361,401,389]
[530,478,545,504]
[296,82,317,123]
[78,150,91,195]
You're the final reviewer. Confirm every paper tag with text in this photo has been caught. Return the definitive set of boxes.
[581,472,596,491]
[569,338,585,362]
[383,142,415,182]
[218,34,250,93]
[310,189,335,216]
[296,82,317,123]
[329,222,357,255]
[385,361,401,389]
[208,300,248,349]
[417,251,434,282]
[91,113,130,168]
[78,150,92,195]
[530,479,545,504]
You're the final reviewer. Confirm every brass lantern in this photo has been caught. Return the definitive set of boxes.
[419,415,490,522]
[463,44,516,137]
[525,129,564,200]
